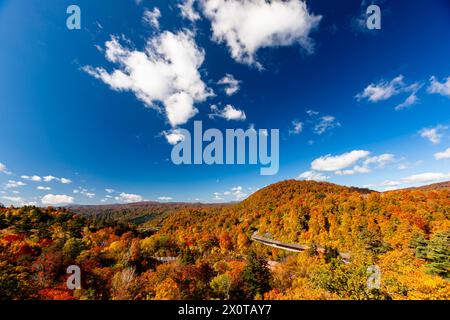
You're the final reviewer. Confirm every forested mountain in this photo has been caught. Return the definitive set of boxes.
[69,202,229,225]
[399,181,450,191]
[1,180,449,300]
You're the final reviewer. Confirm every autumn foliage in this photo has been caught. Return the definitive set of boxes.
[0,180,449,300]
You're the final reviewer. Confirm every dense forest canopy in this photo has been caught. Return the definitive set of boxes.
[0,180,449,300]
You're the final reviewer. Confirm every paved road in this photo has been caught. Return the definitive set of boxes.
[251,231,350,263]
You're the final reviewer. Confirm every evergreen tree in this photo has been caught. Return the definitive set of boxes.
[242,251,271,299]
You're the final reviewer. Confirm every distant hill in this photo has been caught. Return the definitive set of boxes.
[69,201,229,225]
[397,181,450,191]
[70,180,374,226]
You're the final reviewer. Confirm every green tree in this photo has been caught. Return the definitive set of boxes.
[242,251,271,299]
[425,231,450,279]
[210,274,231,300]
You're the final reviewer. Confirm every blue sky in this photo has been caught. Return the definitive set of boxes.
[1,0,450,206]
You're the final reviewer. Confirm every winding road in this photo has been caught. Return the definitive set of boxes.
[251,231,350,263]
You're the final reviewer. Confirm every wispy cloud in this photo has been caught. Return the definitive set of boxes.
[427,75,450,98]
[419,125,447,145]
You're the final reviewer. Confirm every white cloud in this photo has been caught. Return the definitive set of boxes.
[395,83,422,110]
[2,195,37,206]
[231,186,246,200]
[218,74,240,95]
[158,196,173,201]
[434,147,450,160]
[301,109,340,135]
[5,180,27,189]
[311,150,370,172]
[314,115,340,135]
[41,175,72,184]
[41,194,74,205]
[335,165,371,175]
[401,172,450,184]
[73,187,95,198]
[105,188,115,193]
[84,30,213,127]
[43,175,58,182]
[60,178,72,184]
[363,154,395,168]
[163,129,186,145]
[427,76,450,98]
[297,170,328,181]
[381,180,400,187]
[201,0,321,67]
[21,175,42,182]
[209,104,246,121]
[37,186,52,191]
[289,120,303,135]
[0,162,12,175]
[143,7,161,29]
[356,75,405,102]
[419,125,447,145]
[114,192,143,203]
[2,196,23,203]
[306,109,319,117]
[178,0,201,21]
[357,75,422,110]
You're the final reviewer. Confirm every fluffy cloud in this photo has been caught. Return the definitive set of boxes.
[21,175,42,182]
[41,194,74,205]
[427,75,450,98]
[335,165,371,176]
[37,186,52,191]
[311,150,370,172]
[42,176,72,184]
[297,170,328,181]
[363,154,395,168]
[163,129,187,145]
[401,172,450,184]
[143,7,161,29]
[114,192,143,203]
[342,154,395,175]
[434,147,450,160]
[209,104,246,121]
[105,188,115,194]
[201,0,321,67]
[218,74,240,95]
[84,30,213,127]
[419,125,447,145]
[178,0,201,21]
[1,196,36,206]
[2,196,23,203]
[5,180,27,189]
